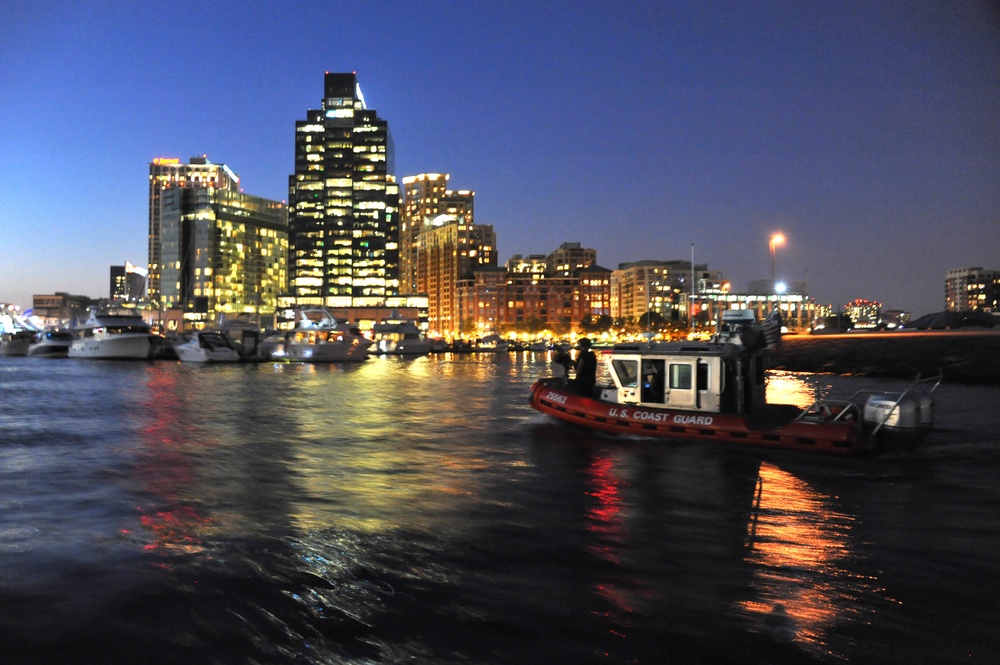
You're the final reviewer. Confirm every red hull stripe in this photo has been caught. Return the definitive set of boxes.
[529,380,862,456]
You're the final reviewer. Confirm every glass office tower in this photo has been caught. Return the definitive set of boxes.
[148,156,240,304]
[159,187,288,326]
[288,72,400,307]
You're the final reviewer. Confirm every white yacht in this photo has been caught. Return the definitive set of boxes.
[173,330,241,363]
[372,313,431,355]
[263,308,373,362]
[475,332,509,352]
[27,330,74,358]
[69,309,159,360]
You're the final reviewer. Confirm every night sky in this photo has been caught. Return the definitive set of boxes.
[2,1,997,316]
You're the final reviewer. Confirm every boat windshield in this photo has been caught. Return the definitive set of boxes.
[611,359,639,387]
[200,333,227,347]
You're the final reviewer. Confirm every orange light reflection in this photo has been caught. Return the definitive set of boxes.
[741,463,874,657]
[766,371,828,409]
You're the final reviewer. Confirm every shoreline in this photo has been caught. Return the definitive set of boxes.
[769,330,1000,385]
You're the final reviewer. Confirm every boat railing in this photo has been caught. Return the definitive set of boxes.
[795,398,863,424]
[795,372,943,431]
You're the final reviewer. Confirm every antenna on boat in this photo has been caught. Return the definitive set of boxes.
[690,243,695,337]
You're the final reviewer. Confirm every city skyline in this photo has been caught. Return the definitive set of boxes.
[1,1,998,316]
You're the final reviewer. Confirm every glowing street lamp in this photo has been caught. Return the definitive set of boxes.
[769,234,785,291]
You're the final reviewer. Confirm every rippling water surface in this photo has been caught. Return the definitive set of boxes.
[1,355,999,664]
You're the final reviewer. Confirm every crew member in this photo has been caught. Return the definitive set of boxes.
[552,345,573,379]
[574,338,597,396]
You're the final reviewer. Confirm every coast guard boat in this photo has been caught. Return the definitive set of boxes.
[529,310,940,456]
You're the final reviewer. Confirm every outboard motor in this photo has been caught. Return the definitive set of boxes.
[862,390,935,443]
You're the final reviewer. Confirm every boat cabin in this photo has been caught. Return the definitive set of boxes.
[599,310,771,415]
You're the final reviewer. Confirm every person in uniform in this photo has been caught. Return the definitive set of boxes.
[574,338,597,396]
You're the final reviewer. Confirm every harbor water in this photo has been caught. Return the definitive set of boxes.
[1,354,999,664]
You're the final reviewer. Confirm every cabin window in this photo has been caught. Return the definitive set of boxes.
[669,363,693,390]
[612,359,639,388]
[697,362,710,391]
[641,359,665,403]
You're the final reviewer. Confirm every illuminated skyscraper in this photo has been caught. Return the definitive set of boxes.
[400,173,474,295]
[401,173,448,295]
[416,218,496,335]
[159,187,288,327]
[147,156,240,303]
[110,262,147,302]
[288,72,400,307]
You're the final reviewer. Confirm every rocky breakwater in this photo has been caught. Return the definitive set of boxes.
[769,330,1000,385]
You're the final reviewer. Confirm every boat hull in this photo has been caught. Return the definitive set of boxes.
[0,335,34,357]
[376,339,433,355]
[27,331,74,358]
[173,332,241,363]
[69,334,152,360]
[529,378,865,456]
[27,342,71,358]
[283,340,372,362]
[174,344,241,363]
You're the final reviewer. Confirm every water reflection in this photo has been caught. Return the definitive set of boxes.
[766,370,832,409]
[741,462,875,658]
[133,364,213,555]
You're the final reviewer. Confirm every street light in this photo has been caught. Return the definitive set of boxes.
[769,233,785,291]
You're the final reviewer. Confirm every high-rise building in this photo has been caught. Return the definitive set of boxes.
[416,218,496,335]
[148,156,240,303]
[400,173,474,295]
[844,299,882,329]
[401,173,448,295]
[611,260,674,322]
[454,243,611,337]
[946,267,1000,312]
[159,186,288,326]
[461,270,581,335]
[110,262,147,302]
[546,242,596,277]
[578,264,612,320]
[288,72,400,307]
[612,260,725,323]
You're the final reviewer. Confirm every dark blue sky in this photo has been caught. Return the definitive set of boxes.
[2,1,998,316]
